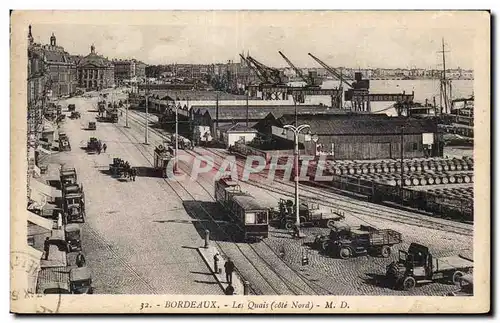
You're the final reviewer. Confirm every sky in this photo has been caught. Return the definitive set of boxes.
[29,11,480,69]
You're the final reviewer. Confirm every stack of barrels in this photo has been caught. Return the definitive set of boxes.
[325,156,474,187]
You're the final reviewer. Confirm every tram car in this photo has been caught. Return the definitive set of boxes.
[214,177,269,241]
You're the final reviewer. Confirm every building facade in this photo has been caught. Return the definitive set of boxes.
[37,33,77,97]
[263,113,443,160]
[77,45,115,90]
[113,59,147,84]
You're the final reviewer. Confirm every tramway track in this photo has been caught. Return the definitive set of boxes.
[113,111,317,295]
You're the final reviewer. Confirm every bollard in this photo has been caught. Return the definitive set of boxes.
[213,253,220,274]
[243,281,250,295]
[204,229,210,248]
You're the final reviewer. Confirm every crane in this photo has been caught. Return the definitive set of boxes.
[278,51,312,85]
[308,53,353,88]
[239,54,268,84]
[246,55,285,85]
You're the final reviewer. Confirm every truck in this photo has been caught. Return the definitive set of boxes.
[60,166,77,187]
[314,224,402,259]
[270,198,345,230]
[154,144,173,177]
[385,243,474,290]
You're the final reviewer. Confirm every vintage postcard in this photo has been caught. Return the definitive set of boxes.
[10,10,490,314]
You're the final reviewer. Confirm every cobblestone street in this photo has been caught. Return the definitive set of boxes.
[54,92,222,294]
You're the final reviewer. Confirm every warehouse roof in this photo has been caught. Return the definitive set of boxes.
[195,105,336,121]
[276,114,437,135]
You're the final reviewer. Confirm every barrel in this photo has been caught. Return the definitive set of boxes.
[335,169,342,175]
[404,179,412,186]
[456,176,463,184]
[441,177,449,184]
[362,168,369,174]
[349,168,355,175]
[396,179,402,187]
[449,164,456,171]
[383,166,390,173]
[412,178,420,186]
[427,177,435,185]
[389,166,396,173]
[448,176,456,184]
[422,164,430,171]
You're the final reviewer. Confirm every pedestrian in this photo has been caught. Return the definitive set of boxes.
[57,212,63,229]
[76,251,86,267]
[132,167,136,181]
[225,283,235,295]
[103,143,107,153]
[43,237,50,260]
[224,257,235,284]
[292,224,300,239]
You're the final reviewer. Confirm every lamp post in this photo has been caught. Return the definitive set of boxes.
[283,124,310,238]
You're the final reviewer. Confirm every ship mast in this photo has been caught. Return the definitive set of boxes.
[438,38,451,114]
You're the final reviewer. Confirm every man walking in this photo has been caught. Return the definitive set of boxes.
[224,257,235,284]
[103,143,107,153]
[76,252,86,267]
[43,237,50,260]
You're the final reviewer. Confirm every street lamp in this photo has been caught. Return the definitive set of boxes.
[283,123,310,238]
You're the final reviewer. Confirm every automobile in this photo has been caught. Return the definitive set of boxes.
[39,282,71,294]
[68,104,76,112]
[69,267,93,294]
[88,122,96,130]
[446,274,473,296]
[65,224,82,252]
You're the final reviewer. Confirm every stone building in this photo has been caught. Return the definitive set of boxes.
[113,59,147,84]
[76,45,114,90]
[38,32,77,97]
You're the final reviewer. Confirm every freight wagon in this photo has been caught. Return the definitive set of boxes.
[214,177,269,241]
[228,142,271,165]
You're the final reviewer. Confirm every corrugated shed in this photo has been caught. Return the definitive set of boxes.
[276,114,437,135]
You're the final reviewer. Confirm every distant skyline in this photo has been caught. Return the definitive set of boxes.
[30,11,477,69]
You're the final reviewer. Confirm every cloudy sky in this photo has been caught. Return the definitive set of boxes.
[29,11,480,69]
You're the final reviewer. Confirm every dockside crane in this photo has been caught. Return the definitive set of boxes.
[278,51,318,87]
[245,55,286,85]
[239,54,267,85]
[308,53,354,89]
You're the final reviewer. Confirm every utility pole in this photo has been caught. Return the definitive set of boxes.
[145,78,149,144]
[175,103,179,173]
[246,86,249,127]
[400,125,404,204]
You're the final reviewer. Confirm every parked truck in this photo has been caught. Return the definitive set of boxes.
[270,198,345,229]
[385,243,474,290]
[314,224,402,259]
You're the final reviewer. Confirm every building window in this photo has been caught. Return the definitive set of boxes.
[412,142,418,151]
[239,136,246,143]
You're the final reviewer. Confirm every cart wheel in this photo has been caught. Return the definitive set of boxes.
[285,221,294,230]
[452,271,464,284]
[339,247,351,259]
[381,245,391,258]
[321,241,329,252]
[402,276,416,290]
[326,219,336,228]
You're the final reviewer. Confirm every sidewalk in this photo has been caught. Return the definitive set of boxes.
[198,245,245,295]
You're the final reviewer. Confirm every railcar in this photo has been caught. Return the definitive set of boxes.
[214,177,269,241]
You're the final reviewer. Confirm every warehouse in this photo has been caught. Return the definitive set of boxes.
[157,104,333,143]
[259,113,443,160]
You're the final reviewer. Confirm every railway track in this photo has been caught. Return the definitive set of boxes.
[113,110,319,295]
[126,108,473,235]
[198,146,473,237]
